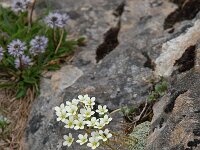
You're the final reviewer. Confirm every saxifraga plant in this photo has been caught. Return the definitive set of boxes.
[0,0,79,98]
[55,95,137,149]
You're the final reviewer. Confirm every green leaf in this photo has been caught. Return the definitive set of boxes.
[0,83,15,89]
[46,64,60,71]
[23,77,37,84]
[155,81,168,96]
[77,37,86,46]
[147,91,157,102]
[0,119,8,129]
[16,87,27,99]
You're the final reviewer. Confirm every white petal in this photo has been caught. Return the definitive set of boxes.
[78,134,83,139]
[63,141,67,146]
[54,106,60,111]
[69,133,72,137]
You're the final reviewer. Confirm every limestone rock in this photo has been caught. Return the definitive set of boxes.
[23,0,200,150]
[155,19,200,77]
[50,65,83,93]
[146,72,200,150]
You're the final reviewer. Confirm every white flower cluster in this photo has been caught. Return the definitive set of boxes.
[55,95,113,149]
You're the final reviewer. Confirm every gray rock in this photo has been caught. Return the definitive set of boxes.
[155,19,200,77]
[24,0,200,150]
[146,2,200,150]
[146,71,200,150]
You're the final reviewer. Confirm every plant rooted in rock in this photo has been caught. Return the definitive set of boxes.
[55,95,136,149]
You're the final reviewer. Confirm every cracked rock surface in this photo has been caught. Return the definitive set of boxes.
[19,0,200,150]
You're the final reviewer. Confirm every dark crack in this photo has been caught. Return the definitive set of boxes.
[96,22,121,63]
[142,51,155,70]
[174,45,196,73]
[96,1,125,63]
[193,128,200,136]
[164,0,200,30]
[164,90,187,113]
[27,114,44,134]
[186,139,200,149]
[113,1,125,17]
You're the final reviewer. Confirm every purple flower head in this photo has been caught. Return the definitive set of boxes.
[8,39,27,57]
[59,14,69,28]
[15,55,32,69]
[30,36,48,56]
[44,12,62,28]
[12,0,30,13]
[0,46,4,61]
[44,12,69,28]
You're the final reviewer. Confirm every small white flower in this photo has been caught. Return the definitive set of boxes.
[66,99,79,106]
[94,120,105,129]
[56,111,67,122]
[100,114,112,125]
[64,116,74,129]
[78,94,90,103]
[96,105,108,115]
[78,113,85,119]
[80,108,95,118]
[66,105,78,116]
[76,133,88,145]
[91,131,101,139]
[74,118,85,130]
[99,129,112,141]
[87,136,100,149]
[86,117,98,127]
[63,133,74,147]
[54,103,66,112]
[85,97,95,108]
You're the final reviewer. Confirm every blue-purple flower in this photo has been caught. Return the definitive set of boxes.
[12,0,30,13]
[8,39,27,57]
[15,55,32,68]
[0,46,3,61]
[30,36,48,56]
[59,14,69,28]
[44,12,69,28]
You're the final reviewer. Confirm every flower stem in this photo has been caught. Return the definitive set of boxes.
[109,139,129,146]
[111,131,137,142]
[19,56,23,79]
[19,56,23,70]
[28,0,36,28]
[55,29,64,54]
[102,142,115,150]
[84,128,91,135]
[52,27,57,49]
[110,108,121,115]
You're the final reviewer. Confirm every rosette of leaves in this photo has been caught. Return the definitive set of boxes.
[0,4,78,98]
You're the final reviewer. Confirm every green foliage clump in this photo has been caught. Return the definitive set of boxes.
[0,4,78,98]
[121,105,137,118]
[0,115,9,130]
[129,121,151,150]
[148,79,168,102]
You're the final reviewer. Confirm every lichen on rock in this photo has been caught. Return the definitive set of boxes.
[129,121,151,150]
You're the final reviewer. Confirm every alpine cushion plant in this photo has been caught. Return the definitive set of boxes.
[0,0,78,98]
[55,95,114,149]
